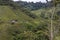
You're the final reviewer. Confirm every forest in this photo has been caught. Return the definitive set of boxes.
[0,0,60,40]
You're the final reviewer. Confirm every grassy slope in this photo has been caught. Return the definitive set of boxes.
[0,6,36,40]
[0,5,35,31]
[0,6,33,21]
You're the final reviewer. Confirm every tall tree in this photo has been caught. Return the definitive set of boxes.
[46,0,55,40]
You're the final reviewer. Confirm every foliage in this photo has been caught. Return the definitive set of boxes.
[16,1,53,10]
[0,0,60,40]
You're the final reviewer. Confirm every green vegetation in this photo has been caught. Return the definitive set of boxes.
[0,0,60,40]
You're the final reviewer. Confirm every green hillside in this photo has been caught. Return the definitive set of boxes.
[0,0,60,40]
[0,6,33,21]
[0,5,37,40]
[0,5,50,40]
[0,5,35,29]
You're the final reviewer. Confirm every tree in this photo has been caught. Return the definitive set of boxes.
[0,0,12,5]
